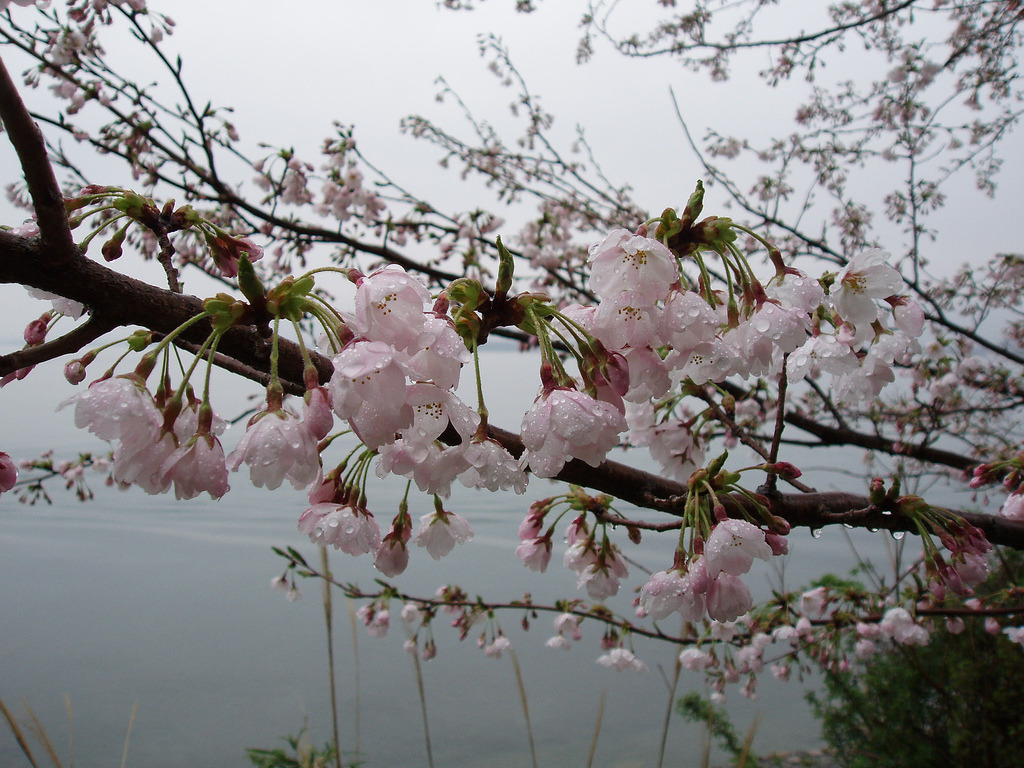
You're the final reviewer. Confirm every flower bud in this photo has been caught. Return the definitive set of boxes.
[64,359,87,385]
[0,452,17,493]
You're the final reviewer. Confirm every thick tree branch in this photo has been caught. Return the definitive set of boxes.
[0,314,115,376]
[0,53,75,257]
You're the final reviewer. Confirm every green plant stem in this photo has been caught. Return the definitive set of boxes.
[657,655,682,768]
[409,640,435,768]
[585,689,606,768]
[509,647,538,768]
[320,546,343,768]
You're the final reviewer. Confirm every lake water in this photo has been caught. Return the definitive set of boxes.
[0,348,899,767]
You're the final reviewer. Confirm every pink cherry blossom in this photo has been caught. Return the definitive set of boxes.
[357,605,390,638]
[228,407,320,490]
[637,569,689,621]
[830,249,903,327]
[576,549,629,600]
[999,492,1024,521]
[648,421,704,483]
[459,438,528,493]
[402,315,471,391]
[705,572,753,622]
[302,386,334,441]
[402,382,479,447]
[589,291,662,350]
[595,647,646,672]
[799,586,829,619]
[413,508,474,560]
[588,230,677,303]
[484,635,512,658]
[60,375,161,442]
[554,612,582,641]
[879,607,929,646]
[160,433,230,500]
[621,346,671,403]
[353,265,431,351]
[298,502,382,555]
[521,388,626,478]
[375,533,410,577]
[704,519,773,579]
[328,340,412,449]
[515,536,552,572]
[377,440,470,497]
[112,427,177,494]
[765,269,825,312]
[678,647,715,672]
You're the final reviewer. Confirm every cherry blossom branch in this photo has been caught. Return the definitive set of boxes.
[4,216,1021,547]
[624,0,913,57]
[0,314,115,377]
[0,54,75,255]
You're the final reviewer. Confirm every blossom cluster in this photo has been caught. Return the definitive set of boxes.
[28,170,1004,685]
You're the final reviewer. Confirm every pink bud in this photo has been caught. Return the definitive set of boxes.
[24,314,50,345]
[64,360,87,385]
[0,452,17,493]
[765,532,789,556]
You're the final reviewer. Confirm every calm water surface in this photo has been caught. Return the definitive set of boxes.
[0,349,900,767]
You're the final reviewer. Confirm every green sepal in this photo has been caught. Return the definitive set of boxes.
[204,292,248,332]
[237,255,267,309]
[266,275,315,321]
[447,277,487,312]
[680,180,705,229]
[111,190,151,219]
[125,329,154,352]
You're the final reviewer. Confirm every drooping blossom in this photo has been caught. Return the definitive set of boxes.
[546,635,571,650]
[298,501,382,556]
[357,604,390,638]
[637,569,689,621]
[459,438,528,493]
[375,531,410,577]
[799,586,829,619]
[521,387,626,478]
[160,432,230,500]
[554,612,582,641]
[879,607,929,646]
[352,265,431,351]
[703,519,774,579]
[575,548,629,600]
[60,375,161,442]
[484,635,512,658]
[999,492,1024,521]
[228,407,320,490]
[705,572,753,622]
[596,647,646,672]
[328,340,412,449]
[515,535,552,572]
[413,507,474,560]
[678,647,715,672]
